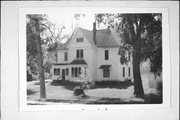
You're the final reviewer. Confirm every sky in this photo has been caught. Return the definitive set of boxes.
[46,10,106,37]
[47,12,96,35]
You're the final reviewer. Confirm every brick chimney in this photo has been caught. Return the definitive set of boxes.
[93,22,96,45]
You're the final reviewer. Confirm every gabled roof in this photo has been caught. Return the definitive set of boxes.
[96,29,122,47]
[57,27,123,50]
[53,63,69,65]
[79,28,95,46]
[57,36,72,50]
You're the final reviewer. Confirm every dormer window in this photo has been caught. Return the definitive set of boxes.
[76,37,84,42]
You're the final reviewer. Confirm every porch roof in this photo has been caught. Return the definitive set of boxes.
[70,59,87,65]
[53,63,69,65]
[99,65,111,69]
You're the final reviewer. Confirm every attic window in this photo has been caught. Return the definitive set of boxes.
[76,38,84,42]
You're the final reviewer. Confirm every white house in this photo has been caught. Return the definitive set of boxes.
[51,23,133,82]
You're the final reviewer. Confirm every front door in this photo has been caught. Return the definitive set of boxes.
[62,69,65,80]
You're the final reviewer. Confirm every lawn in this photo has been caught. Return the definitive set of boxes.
[27,63,162,105]
[27,72,162,105]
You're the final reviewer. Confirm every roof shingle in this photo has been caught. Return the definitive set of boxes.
[70,59,87,65]
[99,65,111,69]
[58,27,123,50]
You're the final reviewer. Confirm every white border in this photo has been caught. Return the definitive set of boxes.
[19,7,170,111]
[2,1,179,120]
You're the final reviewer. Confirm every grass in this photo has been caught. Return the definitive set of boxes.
[34,81,49,85]
[27,93,162,105]
[27,72,163,104]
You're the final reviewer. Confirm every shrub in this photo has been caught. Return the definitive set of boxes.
[94,80,133,89]
[73,86,85,96]
[27,70,32,81]
[124,78,132,82]
[50,80,81,90]
[95,80,121,85]
[32,74,39,80]
[157,80,162,91]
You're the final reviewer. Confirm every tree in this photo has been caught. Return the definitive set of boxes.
[96,14,162,97]
[27,14,48,99]
[44,24,68,74]
[27,14,69,99]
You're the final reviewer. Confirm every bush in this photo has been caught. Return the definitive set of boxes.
[50,80,81,90]
[27,70,32,81]
[124,78,132,82]
[95,80,123,85]
[157,80,162,91]
[32,74,39,80]
[73,86,85,96]
[94,80,133,89]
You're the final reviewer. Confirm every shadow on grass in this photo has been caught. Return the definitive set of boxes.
[46,99,81,103]
[50,80,81,90]
[45,93,162,104]
[27,89,38,95]
[27,103,47,105]
[144,92,162,104]
[35,97,144,104]
[27,92,162,105]
[87,98,145,104]
[43,95,90,104]
[89,92,162,104]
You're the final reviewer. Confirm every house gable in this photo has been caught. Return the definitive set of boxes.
[58,27,123,50]
[66,28,94,48]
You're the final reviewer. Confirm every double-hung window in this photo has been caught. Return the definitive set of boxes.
[76,38,84,42]
[103,69,110,77]
[128,67,131,77]
[105,50,109,60]
[76,49,83,59]
[66,68,69,76]
[71,67,81,77]
[54,68,60,75]
[64,52,68,61]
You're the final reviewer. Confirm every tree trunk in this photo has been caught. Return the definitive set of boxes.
[35,19,46,99]
[132,44,144,98]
